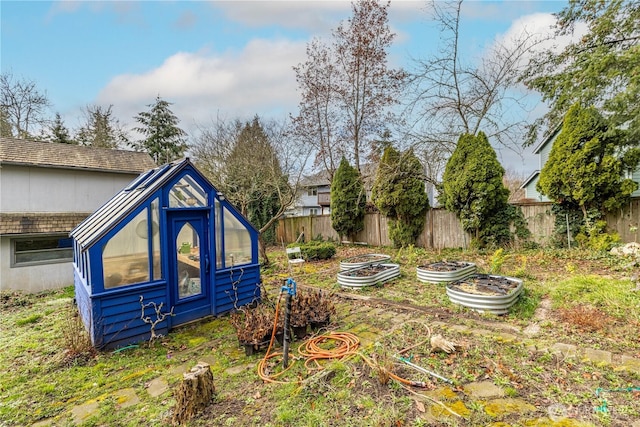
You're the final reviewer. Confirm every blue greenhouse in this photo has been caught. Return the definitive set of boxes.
[70,158,261,349]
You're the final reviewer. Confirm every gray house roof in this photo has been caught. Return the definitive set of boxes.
[532,125,562,155]
[0,137,156,173]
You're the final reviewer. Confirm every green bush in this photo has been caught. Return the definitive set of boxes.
[291,240,336,261]
[575,220,621,251]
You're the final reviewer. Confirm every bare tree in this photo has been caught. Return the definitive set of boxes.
[405,0,546,184]
[503,167,526,203]
[0,72,51,138]
[191,116,312,264]
[292,0,406,177]
[292,38,344,181]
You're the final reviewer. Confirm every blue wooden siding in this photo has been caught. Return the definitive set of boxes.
[95,283,168,349]
[214,266,261,314]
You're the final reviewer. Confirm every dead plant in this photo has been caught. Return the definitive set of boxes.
[61,304,96,366]
[307,289,336,324]
[230,304,274,344]
[557,305,612,332]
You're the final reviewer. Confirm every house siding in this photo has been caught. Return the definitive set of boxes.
[632,168,640,198]
[0,236,72,291]
[522,175,549,202]
[0,165,137,214]
[0,139,155,293]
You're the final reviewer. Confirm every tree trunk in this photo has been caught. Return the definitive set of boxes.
[258,233,270,265]
[172,362,216,425]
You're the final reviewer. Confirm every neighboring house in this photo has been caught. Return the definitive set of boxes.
[520,127,640,202]
[286,164,379,217]
[0,137,156,292]
[286,170,332,217]
[520,127,559,202]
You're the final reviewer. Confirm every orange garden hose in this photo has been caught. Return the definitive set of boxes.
[256,292,429,387]
[257,290,361,383]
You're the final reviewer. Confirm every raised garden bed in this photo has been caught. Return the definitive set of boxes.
[416,261,476,284]
[338,263,400,288]
[446,274,523,315]
[340,253,391,271]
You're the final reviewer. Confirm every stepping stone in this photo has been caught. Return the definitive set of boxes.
[70,400,100,425]
[551,343,577,357]
[225,363,254,376]
[483,398,536,417]
[146,377,169,398]
[463,381,505,398]
[114,388,140,408]
[582,348,611,365]
[619,355,640,374]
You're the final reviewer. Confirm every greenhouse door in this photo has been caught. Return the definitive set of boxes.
[168,212,211,326]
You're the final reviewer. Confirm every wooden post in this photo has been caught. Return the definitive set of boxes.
[172,362,216,425]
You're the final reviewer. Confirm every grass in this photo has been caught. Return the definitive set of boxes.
[1,246,640,426]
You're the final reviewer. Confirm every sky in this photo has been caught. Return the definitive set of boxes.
[1,0,573,176]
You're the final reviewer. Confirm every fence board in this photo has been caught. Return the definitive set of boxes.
[276,199,640,248]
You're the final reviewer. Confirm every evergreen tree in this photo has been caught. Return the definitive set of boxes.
[0,107,12,137]
[439,132,511,247]
[371,146,429,247]
[76,105,128,148]
[132,96,187,165]
[522,0,640,146]
[228,118,284,246]
[47,113,75,144]
[330,157,366,241]
[537,103,640,221]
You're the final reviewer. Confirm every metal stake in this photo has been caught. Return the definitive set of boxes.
[281,278,297,369]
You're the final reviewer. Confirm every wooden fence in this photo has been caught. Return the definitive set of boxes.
[276,199,640,248]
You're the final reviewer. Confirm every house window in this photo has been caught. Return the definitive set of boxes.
[308,187,317,196]
[12,234,73,266]
[309,208,319,216]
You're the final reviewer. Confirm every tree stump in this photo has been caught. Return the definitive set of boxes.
[172,362,216,425]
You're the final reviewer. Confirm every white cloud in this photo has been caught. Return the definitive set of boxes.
[96,38,307,131]
[491,12,589,63]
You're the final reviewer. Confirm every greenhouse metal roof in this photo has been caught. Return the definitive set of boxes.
[71,158,192,250]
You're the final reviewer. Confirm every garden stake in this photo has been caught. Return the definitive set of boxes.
[395,355,453,384]
[281,278,297,369]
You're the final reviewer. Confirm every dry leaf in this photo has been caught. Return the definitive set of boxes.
[415,400,426,413]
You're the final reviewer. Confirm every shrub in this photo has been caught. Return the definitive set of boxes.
[575,219,621,251]
[294,240,336,261]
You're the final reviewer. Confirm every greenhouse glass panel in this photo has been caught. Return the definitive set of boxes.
[215,200,223,269]
[102,209,150,288]
[176,222,202,298]
[151,198,162,280]
[223,206,251,267]
[169,175,207,208]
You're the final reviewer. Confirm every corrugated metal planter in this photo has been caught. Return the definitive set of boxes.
[338,263,400,288]
[340,253,392,271]
[416,261,476,284]
[446,274,523,315]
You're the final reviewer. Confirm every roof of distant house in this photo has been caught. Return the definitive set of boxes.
[300,163,378,188]
[0,137,156,173]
